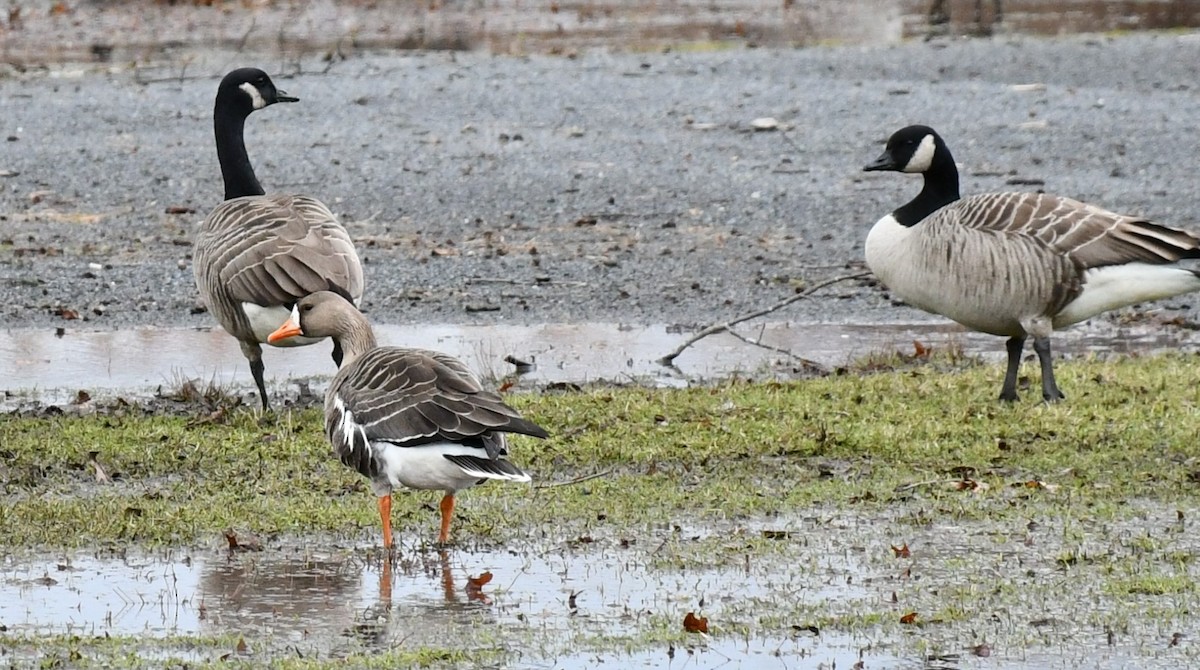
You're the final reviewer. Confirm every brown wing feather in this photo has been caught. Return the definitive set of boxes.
[206,194,363,307]
[954,193,1200,270]
[325,348,547,471]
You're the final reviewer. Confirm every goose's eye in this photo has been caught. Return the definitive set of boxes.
[301,303,314,312]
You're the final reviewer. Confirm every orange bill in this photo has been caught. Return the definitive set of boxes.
[267,317,302,344]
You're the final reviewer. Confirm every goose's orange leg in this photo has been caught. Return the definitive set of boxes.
[379,495,393,550]
[438,494,455,544]
[380,555,393,603]
[437,550,455,603]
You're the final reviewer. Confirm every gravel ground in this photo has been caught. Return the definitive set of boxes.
[3,31,1200,333]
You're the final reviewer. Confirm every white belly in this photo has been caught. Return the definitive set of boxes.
[1055,263,1200,328]
[242,303,323,347]
[374,441,495,494]
[865,214,953,317]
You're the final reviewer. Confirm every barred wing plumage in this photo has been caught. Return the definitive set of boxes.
[949,193,1200,269]
[195,194,363,315]
[865,124,1200,401]
[325,348,548,479]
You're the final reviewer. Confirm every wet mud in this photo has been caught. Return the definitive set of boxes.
[4,505,1200,668]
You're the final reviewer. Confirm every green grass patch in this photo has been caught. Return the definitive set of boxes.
[1106,572,1196,597]
[3,353,1200,549]
[6,352,1200,668]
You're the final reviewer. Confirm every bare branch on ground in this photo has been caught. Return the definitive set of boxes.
[657,270,872,367]
[723,327,827,373]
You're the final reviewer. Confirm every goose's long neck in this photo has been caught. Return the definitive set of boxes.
[214,99,264,201]
[334,310,379,368]
[895,150,961,227]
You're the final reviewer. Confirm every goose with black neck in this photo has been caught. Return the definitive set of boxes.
[193,68,365,410]
[863,124,1200,402]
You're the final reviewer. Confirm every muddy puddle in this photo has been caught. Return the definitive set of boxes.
[3,320,1200,409]
[0,521,904,669]
[4,506,1200,668]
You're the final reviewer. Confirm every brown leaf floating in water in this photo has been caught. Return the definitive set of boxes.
[466,571,494,603]
[224,530,263,552]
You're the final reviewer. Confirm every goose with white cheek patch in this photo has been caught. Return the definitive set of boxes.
[193,68,364,410]
[863,125,1200,401]
[268,290,547,549]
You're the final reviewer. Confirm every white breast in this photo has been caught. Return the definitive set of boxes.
[864,213,1030,336]
[864,213,943,314]
[864,214,912,281]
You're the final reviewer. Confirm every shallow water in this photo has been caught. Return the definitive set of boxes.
[2,320,1199,409]
[0,525,905,669]
[4,506,1200,668]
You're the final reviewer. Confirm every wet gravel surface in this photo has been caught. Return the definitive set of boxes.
[3,32,1200,333]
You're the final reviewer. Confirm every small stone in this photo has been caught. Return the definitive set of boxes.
[750,117,779,131]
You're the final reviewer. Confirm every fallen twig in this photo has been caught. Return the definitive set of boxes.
[534,468,616,489]
[724,327,827,373]
[556,419,614,440]
[893,478,954,492]
[467,277,526,285]
[467,277,590,287]
[657,270,871,366]
[348,211,382,226]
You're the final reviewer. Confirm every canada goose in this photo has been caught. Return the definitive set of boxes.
[193,68,364,410]
[863,125,1200,401]
[267,290,547,548]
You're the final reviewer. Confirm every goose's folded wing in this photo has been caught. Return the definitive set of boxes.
[327,348,548,464]
[953,192,1200,269]
[203,195,363,307]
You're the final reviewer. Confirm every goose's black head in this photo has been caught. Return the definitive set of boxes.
[863,125,947,174]
[864,125,961,226]
[217,68,298,114]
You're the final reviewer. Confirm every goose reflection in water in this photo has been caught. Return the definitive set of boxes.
[353,549,498,648]
[196,548,500,651]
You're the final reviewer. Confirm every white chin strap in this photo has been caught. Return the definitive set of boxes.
[904,134,937,173]
[238,81,268,110]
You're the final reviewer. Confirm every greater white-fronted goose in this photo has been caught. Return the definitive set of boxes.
[863,125,1200,401]
[193,68,364,410]
[267,290,546,548]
